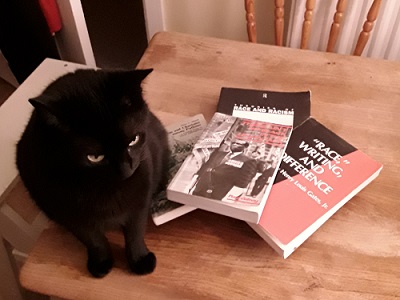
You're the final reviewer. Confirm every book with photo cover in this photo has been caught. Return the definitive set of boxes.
[151,114,207,225]
[167,112,293,223]
[218,87,383,258]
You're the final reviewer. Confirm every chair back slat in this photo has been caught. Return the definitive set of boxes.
[245,0,257,43]
[244,0,383,57]
[275,0,285,46]
[301,0,316,49]
[326,0,348,52]
[353,0,382,56]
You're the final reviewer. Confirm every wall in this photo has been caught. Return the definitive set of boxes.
[162,0,292,45]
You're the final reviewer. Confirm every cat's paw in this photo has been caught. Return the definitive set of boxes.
[87,256,114,278]
[128,252,157,275]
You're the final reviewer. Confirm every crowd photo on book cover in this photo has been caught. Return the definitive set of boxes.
[183,113,291,205]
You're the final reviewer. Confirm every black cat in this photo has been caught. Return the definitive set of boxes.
[16,68,170,277]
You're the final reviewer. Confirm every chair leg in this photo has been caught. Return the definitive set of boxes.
[0,237,24,300]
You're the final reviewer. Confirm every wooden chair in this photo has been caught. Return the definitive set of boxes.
[0,178,48,300]
[0,58,67,300]
[244,0,382,56]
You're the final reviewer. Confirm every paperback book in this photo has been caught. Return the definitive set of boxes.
[151,114,207,225]
[167,112,293,223]
[218,87,383,258]
[217,87,311,128]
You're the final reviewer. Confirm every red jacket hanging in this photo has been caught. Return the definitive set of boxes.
[38,0,62,35]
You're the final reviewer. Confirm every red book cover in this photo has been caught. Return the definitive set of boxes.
[218,87,383,258]
[253,118,382,257]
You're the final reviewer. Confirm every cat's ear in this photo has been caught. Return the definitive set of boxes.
[118,69,153,108]
[29,97,60,127]
[132,69,153,82]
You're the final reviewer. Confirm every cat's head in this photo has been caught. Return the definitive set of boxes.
[29,68,153,184]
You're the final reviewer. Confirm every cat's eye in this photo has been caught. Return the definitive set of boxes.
[129,135,140,147]
[87,154,105,163]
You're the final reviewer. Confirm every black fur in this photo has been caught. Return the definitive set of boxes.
[16,68,169,277]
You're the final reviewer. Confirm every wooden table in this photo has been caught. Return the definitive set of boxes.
[19,32,400,299]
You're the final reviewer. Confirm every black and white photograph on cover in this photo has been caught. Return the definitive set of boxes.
[249,156,278,197]
[188,138,258,201]
[185,113,291,205]
[151,114,207,225]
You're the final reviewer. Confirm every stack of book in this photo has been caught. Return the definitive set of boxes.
[153,87,383,259]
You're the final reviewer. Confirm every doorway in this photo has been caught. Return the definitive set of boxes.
[80,0,148,69]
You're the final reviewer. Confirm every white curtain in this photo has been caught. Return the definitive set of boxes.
[286,0,400,61]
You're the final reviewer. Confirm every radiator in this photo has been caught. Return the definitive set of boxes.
[286,0,400,61]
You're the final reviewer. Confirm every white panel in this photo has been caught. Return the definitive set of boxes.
[367,0,396,58]
[385,11,400,61]
[287,0,306,48]
[55,0,96,67]
[286,0,298,45]
[68,0,96,66]
[143,0,165,41]
[0,59,89,202]
[307,0,326,50]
